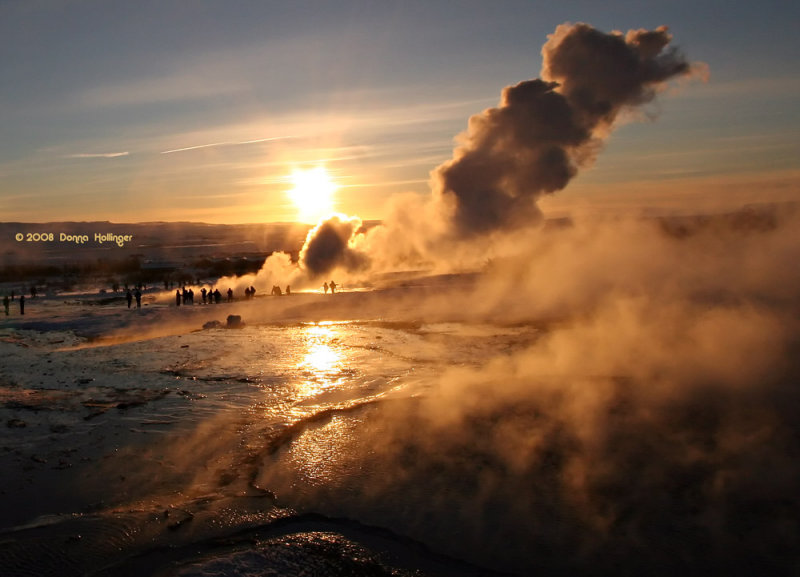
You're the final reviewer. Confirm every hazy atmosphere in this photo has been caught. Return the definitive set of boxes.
[1,2,800,576]
[1,1,798,223]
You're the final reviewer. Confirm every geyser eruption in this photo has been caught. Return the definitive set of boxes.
[298,214,370,279]
[433,23,697,237]
[293,23,702,277]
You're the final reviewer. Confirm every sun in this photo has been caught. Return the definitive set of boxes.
[287,166,337,224]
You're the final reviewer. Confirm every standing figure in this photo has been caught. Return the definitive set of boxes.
[126,289,133,309]
[201,287,207,304]
[329,280,337,294]
[323,282,329,294]
[227,288,233,302]
[176,289,182,306]
[19,295,25,315]
[134,288,142,308]
[3,295,9,316]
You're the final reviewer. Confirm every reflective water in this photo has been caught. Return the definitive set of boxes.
[1,318,540,575]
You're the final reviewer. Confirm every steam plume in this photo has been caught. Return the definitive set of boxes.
[432,23,696,237]
[298,214,370,279]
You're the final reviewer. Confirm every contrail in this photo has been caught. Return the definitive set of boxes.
[160,135,295,155]
[65,152,130,158]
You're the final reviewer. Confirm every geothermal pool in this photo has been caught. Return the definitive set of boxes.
[1,274,798,576]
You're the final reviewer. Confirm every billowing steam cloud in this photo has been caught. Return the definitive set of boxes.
[433,23,694,237]
[299,214,370,279]
[292,23,702,279]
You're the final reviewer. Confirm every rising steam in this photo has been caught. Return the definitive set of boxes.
[287,23,703,281]
[256,207,800,575]
[298,214,370,279]
[433,23,695,237]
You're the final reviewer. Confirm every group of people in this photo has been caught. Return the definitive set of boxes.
[175,287,226,306]
[173,285,265,307]
[168,280,337,305]
[2,280,342,317]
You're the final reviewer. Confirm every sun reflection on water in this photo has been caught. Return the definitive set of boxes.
[295,322,345,400]
[275,322,367,487]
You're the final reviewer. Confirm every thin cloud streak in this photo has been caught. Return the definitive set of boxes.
[64,152,130,159]
[160,136,296,155]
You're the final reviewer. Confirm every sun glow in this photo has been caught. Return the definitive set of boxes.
[287,166,337,224]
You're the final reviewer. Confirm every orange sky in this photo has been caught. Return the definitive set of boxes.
[1,2,797,224]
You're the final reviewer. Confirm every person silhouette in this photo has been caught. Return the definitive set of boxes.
[329,280,337,294]
[323,282,329,294]
[3,295,9,316]
[19,295,25,315]
[126,289,133,309]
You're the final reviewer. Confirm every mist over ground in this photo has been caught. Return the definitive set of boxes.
[231,22,800,574]
[244,204,799,575]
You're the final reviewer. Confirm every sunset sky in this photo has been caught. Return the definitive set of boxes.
[1,0,798,224]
